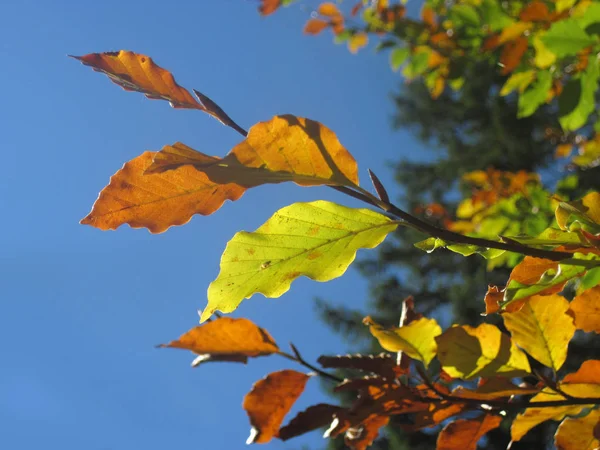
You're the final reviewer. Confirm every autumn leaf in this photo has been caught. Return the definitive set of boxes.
[147,115,360,189]
[157,317,279,366]
[259,0,282,15]
[436,324,531,380]
[344,414,389,450]
[498,22,532,45]
[244,370,311,444]
[317,353,399,380]
[569,286,600,333]
[555,408,600,450]
[519,1,550,22]
[421,5,437,29]
[317,2,340,17]
[437,415,503,450]
[304,19,329,35]
[279,404,344,441]
[500,37,529,75]
[408,402,468,431]
[348,32,369,54]
[556,192,600,233]
[452,377,540,401]
[81,150,245,233]
[364,316,441,367]
[201,201,398,321]
[503,294,575,371]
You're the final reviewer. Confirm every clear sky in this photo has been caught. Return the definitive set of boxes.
[1,1,428,449]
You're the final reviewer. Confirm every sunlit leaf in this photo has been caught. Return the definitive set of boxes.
[304,19,329,35]
[390,47,410,71]
[570,286,600,333]
[157,317,279,365]
[349,32,369,54]
[555,409,600,450]
[542,19,598,58]
[201,201,398,321]
[436,324,531,380]
[533,33,557,69]
[147,115,360,189]
[556,192,600,233]
[559,59,600,132]
[364,316,441,367]
[500,70,535,96]
[517,70,552,118]
[503,294,575,370]
[452,377,540,401]
[244,370,310,444]
[318,2,340,17]
[437,415,503,450]
[81,150,245,233]
[498,22,532,45]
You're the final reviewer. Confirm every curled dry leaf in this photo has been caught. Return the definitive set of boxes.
[157,317,279,365]
[437,415,503,450]
[243,370,311,444]
[81,150,245,233]
[279,403,344,441]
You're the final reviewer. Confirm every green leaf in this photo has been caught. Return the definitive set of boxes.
[580,267,600,291]
[376,40,397,52]
[414,237,505,259]
[504,227,588,247]
[541,19,598,58]
[576,3,600,35]
[450,4,480,27]
[480,0,513,31]
[559,59,600,132]
[390,47,411,71]
[200,201,398,321]
[517,70,552,118]
[500,70,535,96]
[502,253,600,309]
[414,237,447,253]
[402,51,430,78]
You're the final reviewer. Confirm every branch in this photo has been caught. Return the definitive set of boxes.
[278,344,343,383]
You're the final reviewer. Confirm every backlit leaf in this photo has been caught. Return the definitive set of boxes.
[304,19,329,35]
[201,201,398,321]
[452,377,540,401]
[502,294,575,370]
[390,47,410,71]
[147,115,360,189]
[279,404,344,441]
[157,317,279,364]
[500,70,535,96]
[349,32,369,54]
[437,415,503,450]
[436,324,531,380]
[556,192,600,233]
[517,70,553,118]
[344,414,389,450]
[542,19,598,58]
[244,370,311,444]
[81,150,245,233]
[570,286,600,333]
[498,22,532,45]
[533,33,557,69]
[318,2,340,17]
[559,59,600,132]
[555,409,600,450]
[365,316,441,367]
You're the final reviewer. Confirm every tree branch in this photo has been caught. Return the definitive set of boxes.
[278,344,343,383]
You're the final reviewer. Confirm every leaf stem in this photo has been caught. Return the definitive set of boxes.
[278,344,343,383]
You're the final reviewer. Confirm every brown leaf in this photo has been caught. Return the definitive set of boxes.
[484,285,505,315]
[279,403,344,441]
[244,370,311,444]
[408,402,468,431]
[259,0,281,15]
[519,1,550,22]
[569,286,600,333]
[192,89,247,136]
[71,51,204,110]
[147,115,359,189]
[334,376,390,392]
[344,414,389,450]
[157,317,279,363]
[437,415,503,450]
[500,37,529,75]
[317,353,399,379]
[304,19,329,35]
[81,150,246,233]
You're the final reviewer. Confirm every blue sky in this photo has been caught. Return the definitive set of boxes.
[1,1,429,449]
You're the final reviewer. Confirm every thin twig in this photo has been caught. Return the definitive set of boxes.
[278,344,343,383]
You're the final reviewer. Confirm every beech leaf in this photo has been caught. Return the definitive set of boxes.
[503,294,575,371]
[569,286,600,333]
[437,415,503,450]
[244,370,311,444]
[81,150,245,233]
[279,403,344,441]
[436,324,531,380]
[364,316,441,367]
[555,409,600,450]
[201,201,398,321]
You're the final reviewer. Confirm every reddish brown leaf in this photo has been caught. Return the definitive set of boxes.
[72,51,203,110]
[279,403,344,441]
[334,376,389,392]
[317,353,399,379]
[452,377,540,401]
[519,1,550,22]
[569,286,600,333]
[304,18,329,35]
[421,5,437,29]
[157,317,279,362]
[484,285,505,315]
[344,414,389,450]
[80,150,246,233]
[437,415,503,450]
[500,37,529,75]
[244,370,311,444]
[192,89,247,136]
[408,402,469,431]
[260,0,281,15]
[351,2,363,17]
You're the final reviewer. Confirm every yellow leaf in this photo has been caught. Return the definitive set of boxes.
[533,32,557,68]
[555,409,600,450]
[348,32,368,54]
[556,192,600,231]
[570,286,600,333]
[498,22,532,45]
[436,324,531,380]
[500,70,536,96]
[317,2,341,17]
[556,0,578,13]
[365,316,442,367]
[503,294,575,370]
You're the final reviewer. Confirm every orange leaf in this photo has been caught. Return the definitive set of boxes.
[410,402,468,430]
[81,150,245,233]
[350,2,363,17]
[318,2,341,17]
[500,36,529,75]
[569,286,600,333]
[348,32,369,54]
[498,22,532,44]
[344,414,389,450]
[452,378,540,401]
[148,115,360,188]
[244,370,311,444]
[437,415,503,450]
[72,51,203,110]
[279,404,344,441]
[484,285,505,315]
[259,0,281,15]
[555,144,574,159]
[157,317,279,364]
[304,18,329,35]
[519,1,550,22]
[421,5,437,29]
[555,409,600,450]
